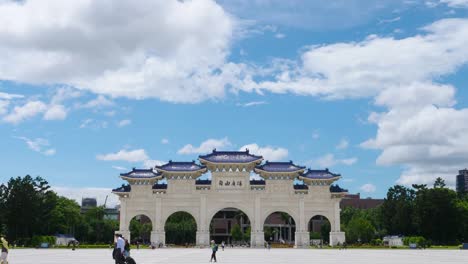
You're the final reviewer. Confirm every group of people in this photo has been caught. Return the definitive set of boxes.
[113,234,134,264]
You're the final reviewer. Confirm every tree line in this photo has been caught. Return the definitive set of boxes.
[0,175,118,246]
[341,178,468,245]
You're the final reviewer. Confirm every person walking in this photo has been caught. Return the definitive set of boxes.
[0,236,9,264]
[221,241,225,251]
[209,240,218,263]
[113,234,126,264]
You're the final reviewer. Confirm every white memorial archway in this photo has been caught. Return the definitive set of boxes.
[113,149,346,247]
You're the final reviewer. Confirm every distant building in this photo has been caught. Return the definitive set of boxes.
[81,197,97,208]
[340,193,384,209]
[80,197,119,220]
[456,169,468,194]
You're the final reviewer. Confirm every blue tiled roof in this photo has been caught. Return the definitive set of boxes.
[156,160,206,172]
[195,179,212,185]
[120,168,161,178]
[300,168,340,179]
[152,183,167,190]
[112,184,131,192]
[294,184,309,190]
[199,149,263,163]
[330,184,348,193]
[250,179,266,185]
[255,161,305,172]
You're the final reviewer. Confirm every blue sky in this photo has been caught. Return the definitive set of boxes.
[1,0,468,206]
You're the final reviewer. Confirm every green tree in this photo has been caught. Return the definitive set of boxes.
[381,185,415,236]
[49,196,82,235]
[165,212,196,245]
[230,224,243,242]
[243,226,251,242]
[0,175,57,242]
[346,216,375,243]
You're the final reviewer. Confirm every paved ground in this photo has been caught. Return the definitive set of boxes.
[7,248,468,264]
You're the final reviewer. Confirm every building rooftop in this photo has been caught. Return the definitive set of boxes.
[156,160,206,172]
[112,184,131,193]
[255,161,305,172]
[300,168,341,179]
[199,149,263,164]
[120,168,161,178]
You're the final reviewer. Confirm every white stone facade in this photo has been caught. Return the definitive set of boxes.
[113,150,346,247]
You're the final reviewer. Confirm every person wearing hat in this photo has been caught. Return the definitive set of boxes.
[0,235,8,264]
[209,240,218,263]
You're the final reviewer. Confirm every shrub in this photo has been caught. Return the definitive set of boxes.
[30,236,56,247]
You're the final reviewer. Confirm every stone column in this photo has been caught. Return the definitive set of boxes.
[294,198,310,248]
[150,231,165,246]
[329,200,345,246]
[196,231,210,247]
[196,195,210,247]
[117,197,130,240]
[151,197,165,246]
[250,196,265,247]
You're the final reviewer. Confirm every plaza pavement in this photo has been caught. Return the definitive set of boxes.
[7,248,468,264]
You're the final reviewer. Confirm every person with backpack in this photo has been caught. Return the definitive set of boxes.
[0,235,8,264]
[209,240,218,263]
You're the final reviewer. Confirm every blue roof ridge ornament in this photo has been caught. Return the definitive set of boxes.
[198,149,263,164]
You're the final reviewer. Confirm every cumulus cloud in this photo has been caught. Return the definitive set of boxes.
[3,101,47,124]
[43,104,67,120]
[360,183,377,193]
[15,136,56,156]
[0,92,23,100]
[178,138,232,154]
[53,186,119,208]
[0,100,9,115]
[97,149,149,162]
[239,143,288,161]
[0,0,239,103]
[313,154,357,168]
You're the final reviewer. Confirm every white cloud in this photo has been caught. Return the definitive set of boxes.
[142,159,165,169]
[112,166,128,171]
[77,95,114,109]
[314,154,357,168]
[239,143,288,161]
[15,136,56,156]
[161,138,169,144]
[0,0,237,103]
[79,118,108,129]
[43,104,67,120]
[117,119,131,127]
[378,16,400,24]
[360,183,376,193]
[53,186,119,208]
[440,0,468,8]
[336,138,349,150]
[0,92,23,100]
[178,138,232,154]
[237,101,268,107]
[3,100,47,124]
[97,149,149,162]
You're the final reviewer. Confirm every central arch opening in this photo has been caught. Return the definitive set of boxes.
[264,212,296,246]
[210,208,251,246]
[308,215,331,246]
[129,214,152,245]
[164,211,197,246]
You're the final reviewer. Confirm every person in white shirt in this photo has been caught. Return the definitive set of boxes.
[114,234,125,264]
